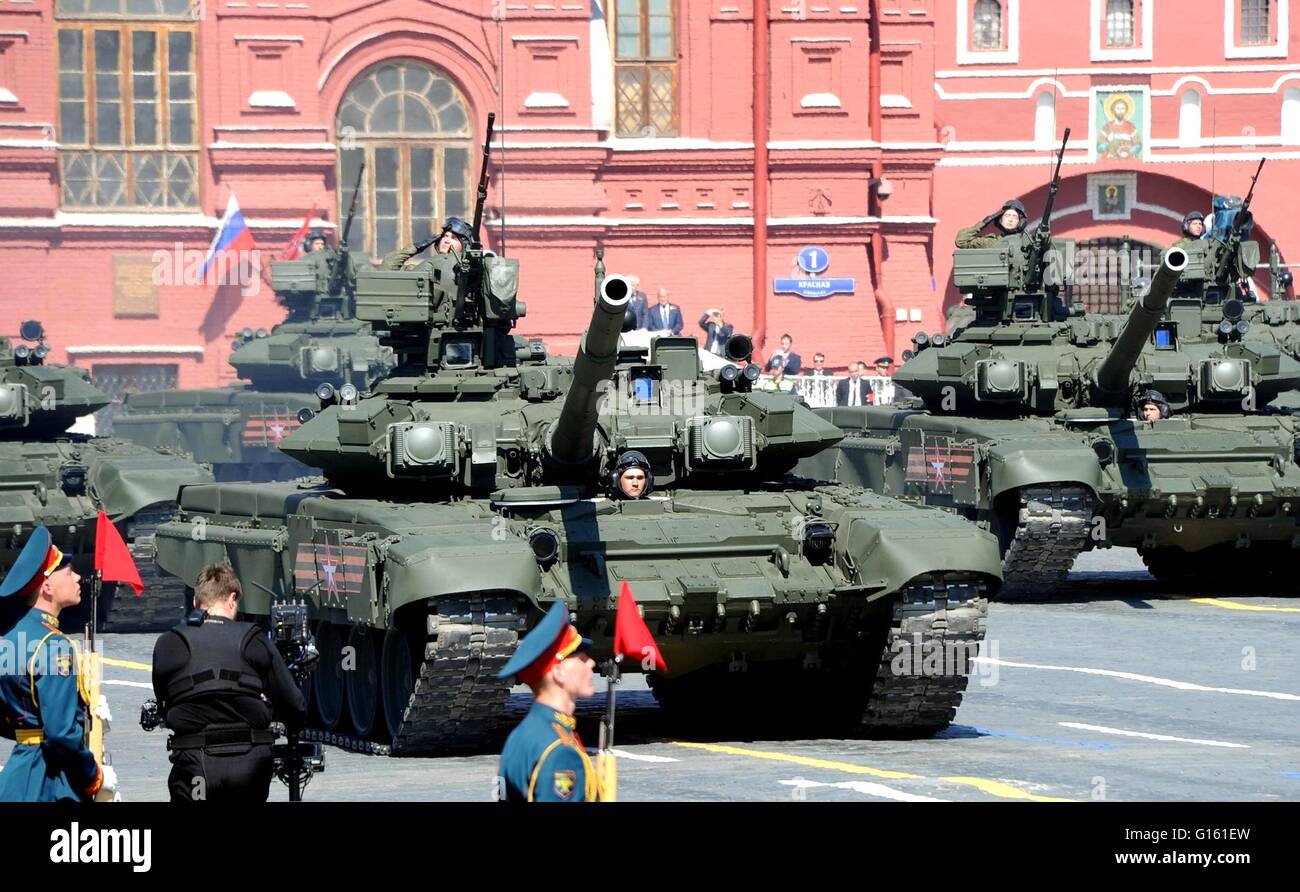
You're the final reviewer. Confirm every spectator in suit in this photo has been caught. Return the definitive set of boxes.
[835,362,873,407]
[767,334,803,376]
[698,307,734,355]
[807,353,831,377]
[626,275,648,330]
[644,287,683,335]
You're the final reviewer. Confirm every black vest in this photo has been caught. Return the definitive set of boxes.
[162,617,265,706]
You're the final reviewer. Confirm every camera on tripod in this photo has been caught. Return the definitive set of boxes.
[269,599,323,800]
[139,698,165,732]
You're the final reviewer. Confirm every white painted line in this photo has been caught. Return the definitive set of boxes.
[974,657,1300,703]
[780,777,948,802]
[1060,722,1251,750]
[103,679,153,690]
[584,748,680,763]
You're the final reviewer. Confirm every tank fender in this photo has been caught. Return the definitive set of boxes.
[985,445,1103,502]
[838,514,1003,599]
[381,537,543,615]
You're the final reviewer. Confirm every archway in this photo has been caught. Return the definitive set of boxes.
[335,59,473,263]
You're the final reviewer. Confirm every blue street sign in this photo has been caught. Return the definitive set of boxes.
[776,245,854,300]
[773,277,856,300]
[797,245,830,275]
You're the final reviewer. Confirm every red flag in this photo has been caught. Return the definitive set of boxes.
[280,203,318,261]
[94,510,143,596]
[612,581,667,674]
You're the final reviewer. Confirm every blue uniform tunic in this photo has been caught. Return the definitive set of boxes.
[499,701,595,802]
[0,608,100,802]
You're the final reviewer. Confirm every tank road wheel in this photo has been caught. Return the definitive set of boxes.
[381,627,416,743]
[1139,548,1196,584]
[345,625,379,738]
[312,621,347,731]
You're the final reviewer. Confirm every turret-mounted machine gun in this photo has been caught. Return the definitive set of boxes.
[950,130,1076,327]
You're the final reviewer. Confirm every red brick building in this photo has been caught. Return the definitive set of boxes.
[0,0,1296,406]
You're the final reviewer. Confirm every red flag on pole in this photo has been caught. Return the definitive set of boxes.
[94,510,143,596]
[280,203,318,261]
[612,581,667,674]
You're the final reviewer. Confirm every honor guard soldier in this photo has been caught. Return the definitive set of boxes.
[0,525,115,802]
[151,561,306,802]
[496,601,602,802]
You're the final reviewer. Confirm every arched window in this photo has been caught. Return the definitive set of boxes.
[1282,87,1300,145]
[973,0,1003,50]
[1034,91,1056,148]
[1178,89,1202,146]
[1105,0,1135,47]
[335,60,473,262]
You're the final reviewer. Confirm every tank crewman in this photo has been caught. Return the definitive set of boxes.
[0,525,115,802]
[496,601,601,802]
[954,199,1030,249]
[1135,389,1170,422]
[611,449,653,499]
[1172,211,1207,249]
[151,561,306,802]
[380,216,475,270]
[305,228,331,254]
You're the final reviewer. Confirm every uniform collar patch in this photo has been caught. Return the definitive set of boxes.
[550,710,577,730]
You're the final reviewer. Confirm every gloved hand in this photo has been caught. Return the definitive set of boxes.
[101,764,118,793]
[414,236,438,254]
[979,211,1000,230]
[94,693,113,725]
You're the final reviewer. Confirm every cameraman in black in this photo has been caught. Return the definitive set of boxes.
[151,562,307,802]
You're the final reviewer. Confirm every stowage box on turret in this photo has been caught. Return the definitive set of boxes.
[149,118,1005,753]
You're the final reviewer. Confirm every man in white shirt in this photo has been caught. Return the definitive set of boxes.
[835,362,873,407]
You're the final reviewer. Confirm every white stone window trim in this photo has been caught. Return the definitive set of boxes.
[955,0,1019,65]
[66,345,205,356]
[1225,0,1290,59]
[1090,0,1154,62]
[248,90,297,109]
[1086,171,1140,221]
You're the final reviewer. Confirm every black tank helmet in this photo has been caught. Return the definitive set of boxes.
[303,228,330,251]
[995,199,1028,233]
[610,449,654,498]
[1181,210,1206,239]
[1136,388,1170,419]
[441,216,474,242]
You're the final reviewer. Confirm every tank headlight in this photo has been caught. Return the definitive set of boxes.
[315,382,336,404]
[338,383,359,404]
[720,364,740,383]
[296,407,315,424]
[1235,320,1250,336]
[1091,439,1115,465]
[742,363,761,383]
[528,528,560,566]
[802,521,835,566]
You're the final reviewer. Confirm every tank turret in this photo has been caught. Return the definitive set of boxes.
[0,321,110,437]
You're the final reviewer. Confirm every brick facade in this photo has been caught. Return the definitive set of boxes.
[0,0,1296,393]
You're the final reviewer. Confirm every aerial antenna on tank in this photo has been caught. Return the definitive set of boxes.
[497,13,507,257]
[1211,108,1218,199]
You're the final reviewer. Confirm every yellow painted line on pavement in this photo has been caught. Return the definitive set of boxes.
[103,657,152,672]
[670,740,1074,800]
[669,741,922,780]
[1191,598,1300,614]
[939,776,1073,803]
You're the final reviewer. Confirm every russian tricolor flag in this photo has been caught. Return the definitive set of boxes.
[201,193,257,280]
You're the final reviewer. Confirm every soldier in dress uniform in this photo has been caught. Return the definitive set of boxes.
[496,601,601,802]
[0,525,115,802]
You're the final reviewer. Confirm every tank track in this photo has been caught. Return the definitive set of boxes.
[998,484,1093,601]
[855,575,988,736]
[303,594,521,757]
[103,503,188,633]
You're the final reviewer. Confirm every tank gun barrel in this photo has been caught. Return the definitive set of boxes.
[548,274,632,465]
[1095,247,1188,395]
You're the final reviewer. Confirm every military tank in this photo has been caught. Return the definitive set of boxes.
[149,119,1003,753]
[0,321,214,631]
[113,225,395,482]
[801,158,1300,597]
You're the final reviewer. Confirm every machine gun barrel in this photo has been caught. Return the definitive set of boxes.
[1095,247,1188,394]
[1024,128,1070,292]
[548,274,632,465]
